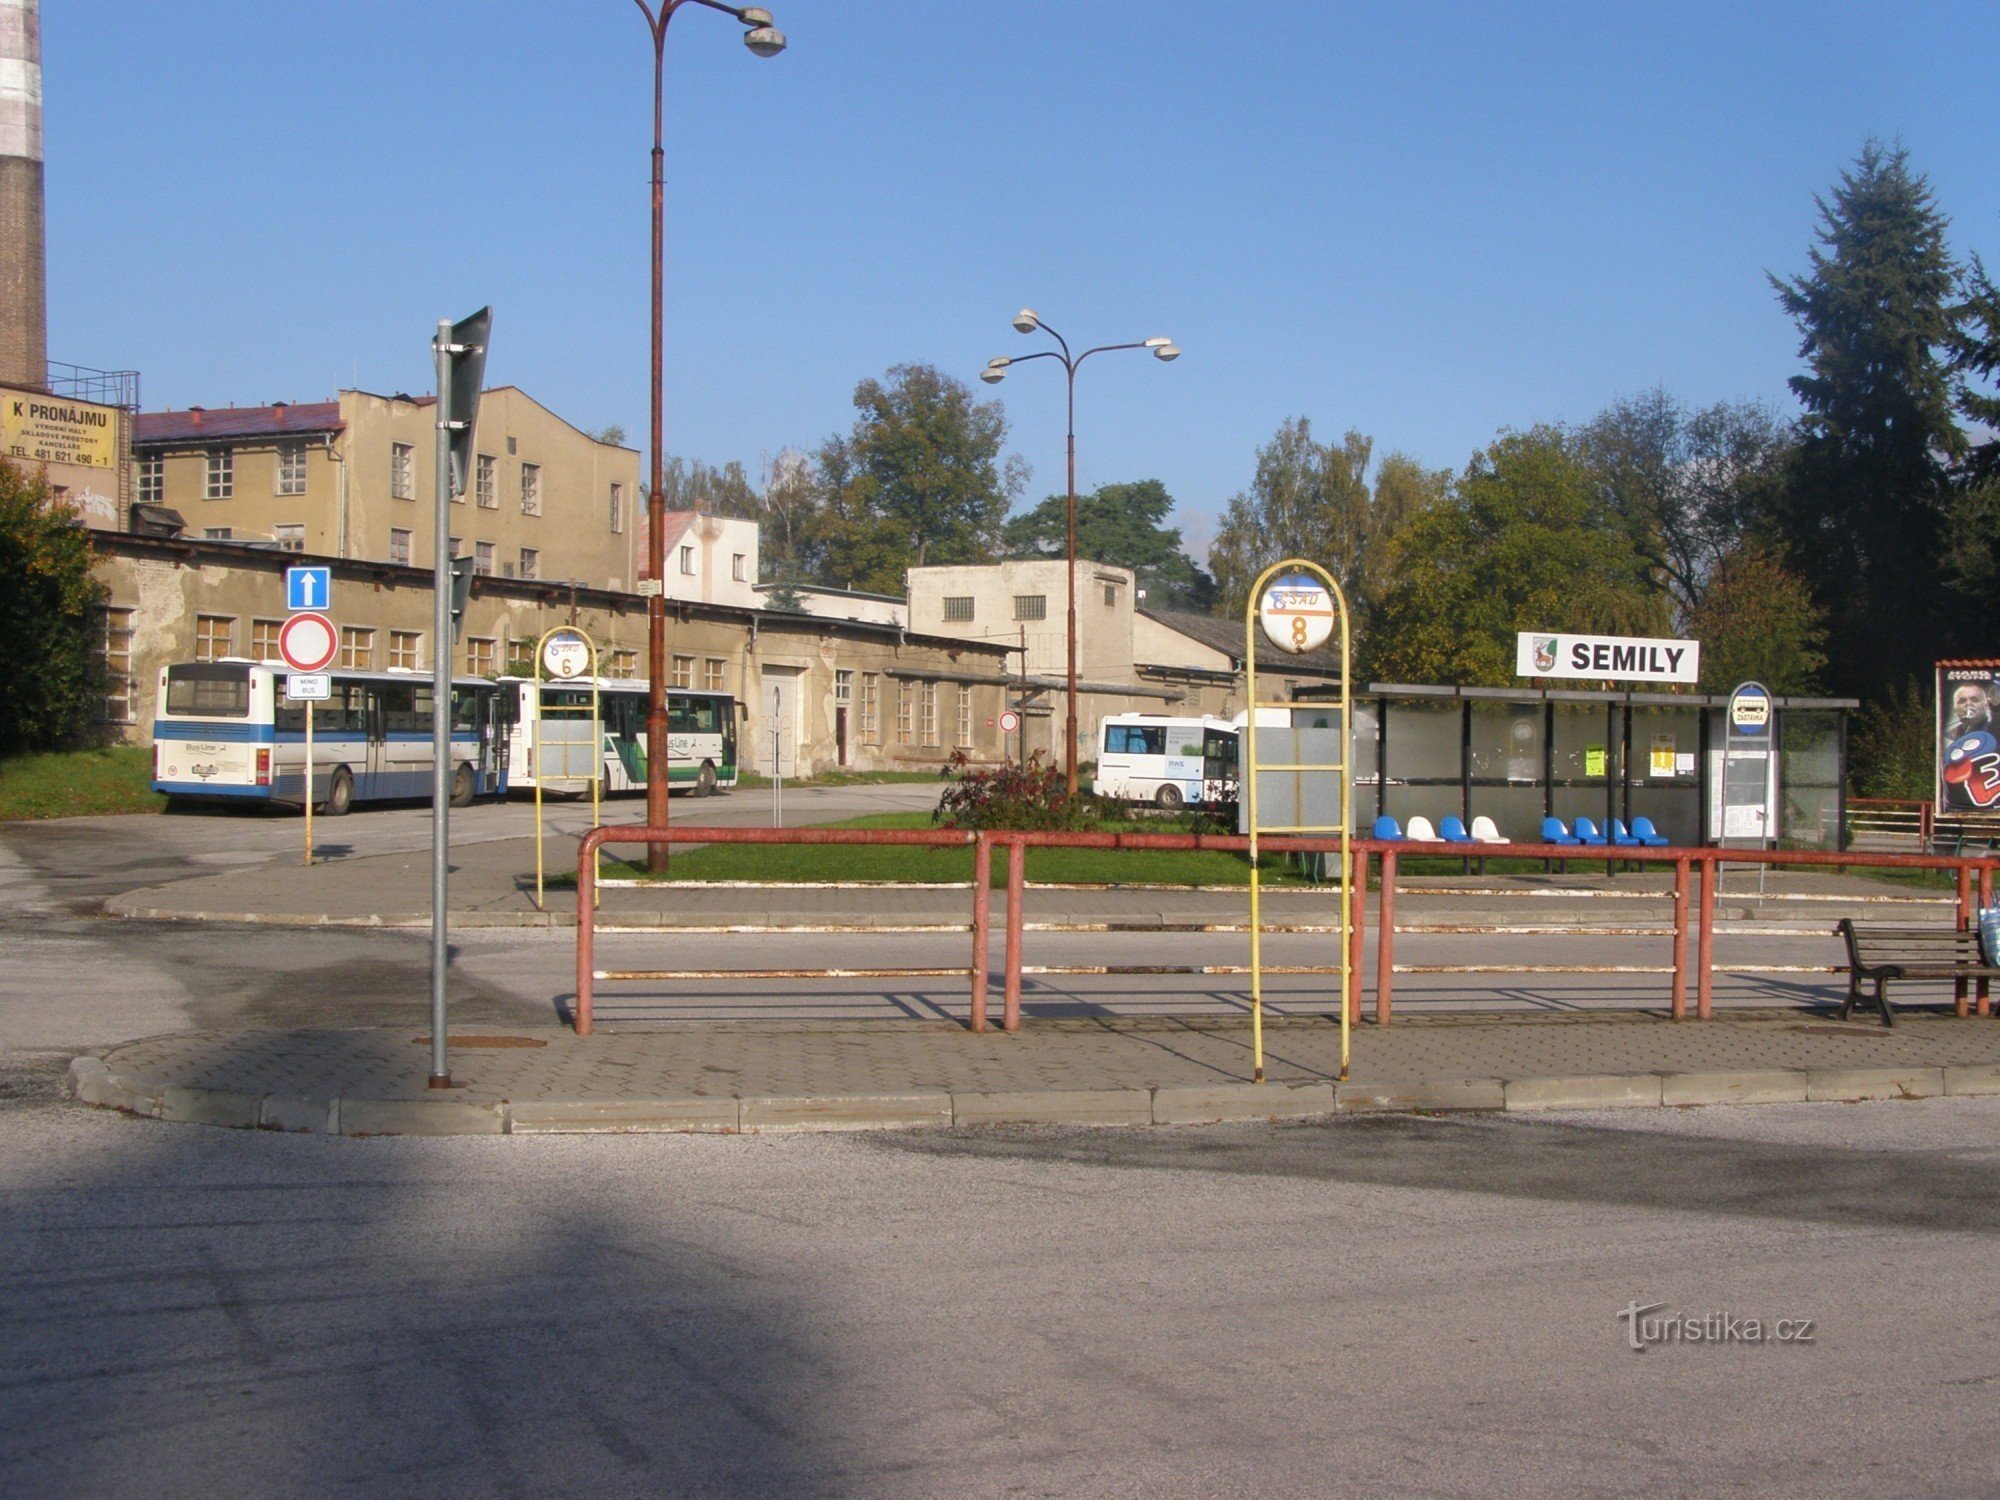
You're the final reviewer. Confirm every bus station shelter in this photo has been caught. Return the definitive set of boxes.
[1292,683,1856,849]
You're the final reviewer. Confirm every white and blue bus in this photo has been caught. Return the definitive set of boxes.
[151,661,510,814]
[498,678,738,797]
[1092,713,1239,808]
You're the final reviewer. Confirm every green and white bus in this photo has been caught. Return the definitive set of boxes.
[498,677,738,796]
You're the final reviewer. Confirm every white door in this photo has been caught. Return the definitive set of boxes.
[765,668,801,777]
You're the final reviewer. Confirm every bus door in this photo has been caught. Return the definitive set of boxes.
[1203,726,1240,807]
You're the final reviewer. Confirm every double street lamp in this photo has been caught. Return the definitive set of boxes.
[634,0,785,869]
[983,311,1180,797]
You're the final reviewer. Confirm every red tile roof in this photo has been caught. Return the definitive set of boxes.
[135,401,345,445]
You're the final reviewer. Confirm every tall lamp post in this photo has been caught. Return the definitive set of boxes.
[635,0,785,870]
[982,311,1179,797]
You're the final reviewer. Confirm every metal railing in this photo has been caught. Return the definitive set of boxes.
[573,827,2000,1036]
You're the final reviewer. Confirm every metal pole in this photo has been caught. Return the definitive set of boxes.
[644,9,673,873]
[429,320,454,1089]
[1064,368,1079,799]
[303,700,314,867]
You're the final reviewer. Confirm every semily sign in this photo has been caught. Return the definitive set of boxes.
[1515,632,1700,685]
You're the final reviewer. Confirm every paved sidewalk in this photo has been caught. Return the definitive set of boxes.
[71,1011,2000,1137]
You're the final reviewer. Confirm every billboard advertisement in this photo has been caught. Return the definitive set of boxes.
[1938,661,2000,814]
[1,386,120,469]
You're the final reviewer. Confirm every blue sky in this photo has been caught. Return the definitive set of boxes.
[41,2,2000,557]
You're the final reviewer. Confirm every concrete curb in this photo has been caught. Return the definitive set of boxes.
[65,1056,2000,1139]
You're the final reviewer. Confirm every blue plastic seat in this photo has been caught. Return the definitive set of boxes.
[1438,816,1474,843]
[1572,817,1609,846]
[1371,815,1405,840]
[1540,816,1582,846]
[1608,818,1642,847]
[1630,816,1671,847]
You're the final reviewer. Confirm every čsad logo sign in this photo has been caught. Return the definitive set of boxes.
[1257,572,1335,655]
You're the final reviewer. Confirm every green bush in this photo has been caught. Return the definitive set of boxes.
[0,459,107,755]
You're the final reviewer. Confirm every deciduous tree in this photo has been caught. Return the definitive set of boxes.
[0,459,107,755]
[1364,427,1666,686]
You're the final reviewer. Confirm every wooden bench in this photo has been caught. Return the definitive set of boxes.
[1836,919,2000,1026]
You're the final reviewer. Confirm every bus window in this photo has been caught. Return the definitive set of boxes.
[451,686,484,732]
[165,664,251,718]
[1105,724,1165,755]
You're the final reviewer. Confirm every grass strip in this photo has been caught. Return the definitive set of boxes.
[0,746,164,821]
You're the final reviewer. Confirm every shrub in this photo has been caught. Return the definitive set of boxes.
[0,460,107,756]
[933,750,1121,832]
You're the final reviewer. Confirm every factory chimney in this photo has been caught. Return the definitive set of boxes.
[0,0,45,390]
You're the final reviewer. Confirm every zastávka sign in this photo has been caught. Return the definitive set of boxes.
[2,386,119,469]
[1516,631,1700,685]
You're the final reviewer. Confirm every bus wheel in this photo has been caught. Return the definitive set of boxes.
[450,763,476,808]
[696,760,718,797]
[1155,784,1184,810]
[323,767,354,817]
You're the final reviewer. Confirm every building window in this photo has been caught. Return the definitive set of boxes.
[919,681,939,746]
[476,454,496,509]
[389,631,422,671]
[277,441,307,496]
[204,449,233,500]
[518,547,539,580]
[251,618,283,663]
[273,523,305,553]
[448,535,462,559]
[195,614,234,662]
[957,684,972,746]
[860,672,879,743]
[507,637,535,673]
[897,680,913,745]
[99,607,135,723]
[520,462,541,516]
[732,552,747,582]
[138,453,163,504]
[203,527,232,540]
[474,541,494,576]
[609,483,624,534]
[670,654,694,690]
[607,648,638,680]
[1103,583,1118,607]
[390,442,414,500]
[466,636,497,678]
[339,627,375,670]
[506,436,517,456]
[703,658,726,693]
[1013,594,1046,621]
[835,669,853,705]
[679,544,696,576]
[389,528,413,565]
[943,596,974,623]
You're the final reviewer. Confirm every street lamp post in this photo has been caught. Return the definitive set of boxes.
[634,0,785,871]
[982,312,1179,797]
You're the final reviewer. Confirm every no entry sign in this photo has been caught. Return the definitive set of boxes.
[279,611,339,673]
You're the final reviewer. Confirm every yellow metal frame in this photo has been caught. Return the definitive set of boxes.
[532,626,602,910]
[1244,559,1353,1081]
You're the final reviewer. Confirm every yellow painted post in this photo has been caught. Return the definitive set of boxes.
[303,699,314,867]
[532,625,601,911]
[1243,559,1353,1083]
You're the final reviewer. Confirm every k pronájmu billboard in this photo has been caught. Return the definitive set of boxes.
[1938,661,2000,814]
[1,386,120,469]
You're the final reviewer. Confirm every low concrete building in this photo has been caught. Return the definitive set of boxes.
[90,534,1011,778]
[752,581,908,628]
[910,560,1345,763]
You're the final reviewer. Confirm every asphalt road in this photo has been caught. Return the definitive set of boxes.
[3,1061,1996,1497]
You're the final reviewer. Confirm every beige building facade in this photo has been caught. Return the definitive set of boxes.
[90,534,1012,778]
[130,387,640,591]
